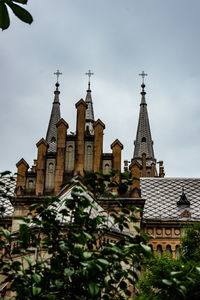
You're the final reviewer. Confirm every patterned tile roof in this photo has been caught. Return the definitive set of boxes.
[0,176,15,217]
[141,177,200,222]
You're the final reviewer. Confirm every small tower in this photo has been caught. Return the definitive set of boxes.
[132,71,157,177]
[46,70,62,152]
[85,70,95,135]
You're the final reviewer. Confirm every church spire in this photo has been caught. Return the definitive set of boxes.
[133,72,156,167]
[46,70,62,152]
[85,70,94,134]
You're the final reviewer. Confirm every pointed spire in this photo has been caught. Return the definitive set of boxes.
[46,71,62,152]
[133,72,156,167]
[85,70,95,134]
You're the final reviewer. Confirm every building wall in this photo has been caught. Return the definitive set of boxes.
[142,222,183,258]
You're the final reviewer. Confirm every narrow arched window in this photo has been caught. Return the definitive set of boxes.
[28,180,34,190]
[166,245,172,257]
[51,137,56,143]
[66,145,74,171]
[87,145,92,155]
[105,163,110,174]
[28,180,33,189]
[141,137,146,142]
[68,145,73,152]
[48,163,54,173]
[157,245,162,256]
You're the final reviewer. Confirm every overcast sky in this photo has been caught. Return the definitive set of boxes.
[1,0,200,177]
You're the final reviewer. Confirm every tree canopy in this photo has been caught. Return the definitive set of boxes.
[136,224,200,300]
[1,171,200,299]
[0,171,151,299]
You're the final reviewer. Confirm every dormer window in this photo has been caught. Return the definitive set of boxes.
[177,188,190,207]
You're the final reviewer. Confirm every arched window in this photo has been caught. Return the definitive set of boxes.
[141,137,146,142]
[157,245,162,256]
[68,145,73,152]
[105,163,110,174]
[87,145,92,155]
[51,137,56,143]
[28,180,34,190]
[66,145,74,171]
[166,245,172,257]
[48,163,54,173]
[45,160,55,190]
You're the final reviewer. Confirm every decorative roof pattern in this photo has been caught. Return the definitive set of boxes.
[141,178,200,221]
[133,84,155,164]
[0,176,15,217]
[46,82,61,152]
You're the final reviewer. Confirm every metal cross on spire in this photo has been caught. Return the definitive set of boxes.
[85,69,94,84]
[54,69,62,82]
[139,71,148,84]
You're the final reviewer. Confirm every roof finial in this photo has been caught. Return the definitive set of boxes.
[139,71,147,97]
[54,69,62,83]
[139,71,148,84]
[85,69,94,90]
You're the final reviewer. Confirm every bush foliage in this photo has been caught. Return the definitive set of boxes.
[0,171,150,299]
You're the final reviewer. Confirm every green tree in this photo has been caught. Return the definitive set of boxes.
[0,171,151,299]
[136,224,200,300]
[0,0,33,30]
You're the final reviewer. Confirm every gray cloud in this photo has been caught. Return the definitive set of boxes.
[1,0,200,177]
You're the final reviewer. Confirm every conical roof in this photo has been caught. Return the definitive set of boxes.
[85,82,94,135]
[133,83,156,166]
[46,82,61,152]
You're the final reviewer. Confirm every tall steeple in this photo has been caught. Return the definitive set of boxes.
[133,72,156,167]
[85,70,94,134]
[46,70,62,152]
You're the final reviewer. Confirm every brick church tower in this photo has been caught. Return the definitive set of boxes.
[5,70,198,259]
[13,70,125,230]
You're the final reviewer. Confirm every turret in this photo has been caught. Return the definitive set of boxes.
[85,70,95,134]
[46,70,62,152]
[132,72,157,177]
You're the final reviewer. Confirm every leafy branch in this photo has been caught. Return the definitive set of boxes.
[0,0,33,30]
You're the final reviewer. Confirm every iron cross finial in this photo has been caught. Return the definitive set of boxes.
[139,71,148,84]
[85,69,94,84]
[54,69,62,82]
